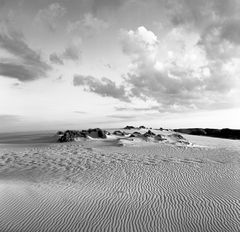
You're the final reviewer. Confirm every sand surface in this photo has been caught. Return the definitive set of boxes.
[0,130,240,231]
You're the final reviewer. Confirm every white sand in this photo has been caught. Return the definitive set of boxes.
[0,131,240,231]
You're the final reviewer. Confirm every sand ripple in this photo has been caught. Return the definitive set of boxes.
[0,142,240,231]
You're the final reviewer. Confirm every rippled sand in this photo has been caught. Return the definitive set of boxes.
[0,134,240,231]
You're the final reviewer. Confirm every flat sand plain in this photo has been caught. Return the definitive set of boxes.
[0,129,240,231]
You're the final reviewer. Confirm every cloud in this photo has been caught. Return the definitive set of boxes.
[0,0,5,7]
[91,0,127,12]
[67,13,109,37]
[49,38,82,63]
[35,2,66,31]
[73,74,130,102]
[49,53,64,65]
[164,0,239,28]
[120,26,240,111]
[104,64,112,69]
[163,0,240,50]
[62,44,81,61]
[0,25,51,81]
[121,26,158,63]
[115,106,159,112]
[220,19,240,45]
[107,114,137,119]
[0,0,19,8]
[74,111,87,114]
[0,63,42,81]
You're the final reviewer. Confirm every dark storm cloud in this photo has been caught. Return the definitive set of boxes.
[0,27,51,81]
[73,74,130,102]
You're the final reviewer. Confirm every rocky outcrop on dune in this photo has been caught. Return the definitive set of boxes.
[58,128,191,146]
[143,130,156,137]
[139,125,146,129]
[126,129,189,144]
[58,128,108,142]
[124,126,135,130]
[86,128,108,139]
[113,130,125,136]
[58,130,86,142]
[126,131,190,145]
[129,131,142,137]
[174,128,240,140]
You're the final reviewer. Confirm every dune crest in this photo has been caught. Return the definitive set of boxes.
[58,127,192,147]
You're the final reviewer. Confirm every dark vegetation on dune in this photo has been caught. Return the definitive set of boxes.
[174,128,240,140]
[58,127,190,145]
[58,128,109,142]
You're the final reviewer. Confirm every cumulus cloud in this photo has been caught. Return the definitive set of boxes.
[67,13,109,36]
[121,26,158,66]
[68,24,239,111]
[120,26,240,111]
[73,74,130,102]
[35,2,66,31]
[0,25,51,81]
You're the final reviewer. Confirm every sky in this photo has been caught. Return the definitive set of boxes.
[0,0,240,132]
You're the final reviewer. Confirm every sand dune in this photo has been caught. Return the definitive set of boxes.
[0,133,240,231]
